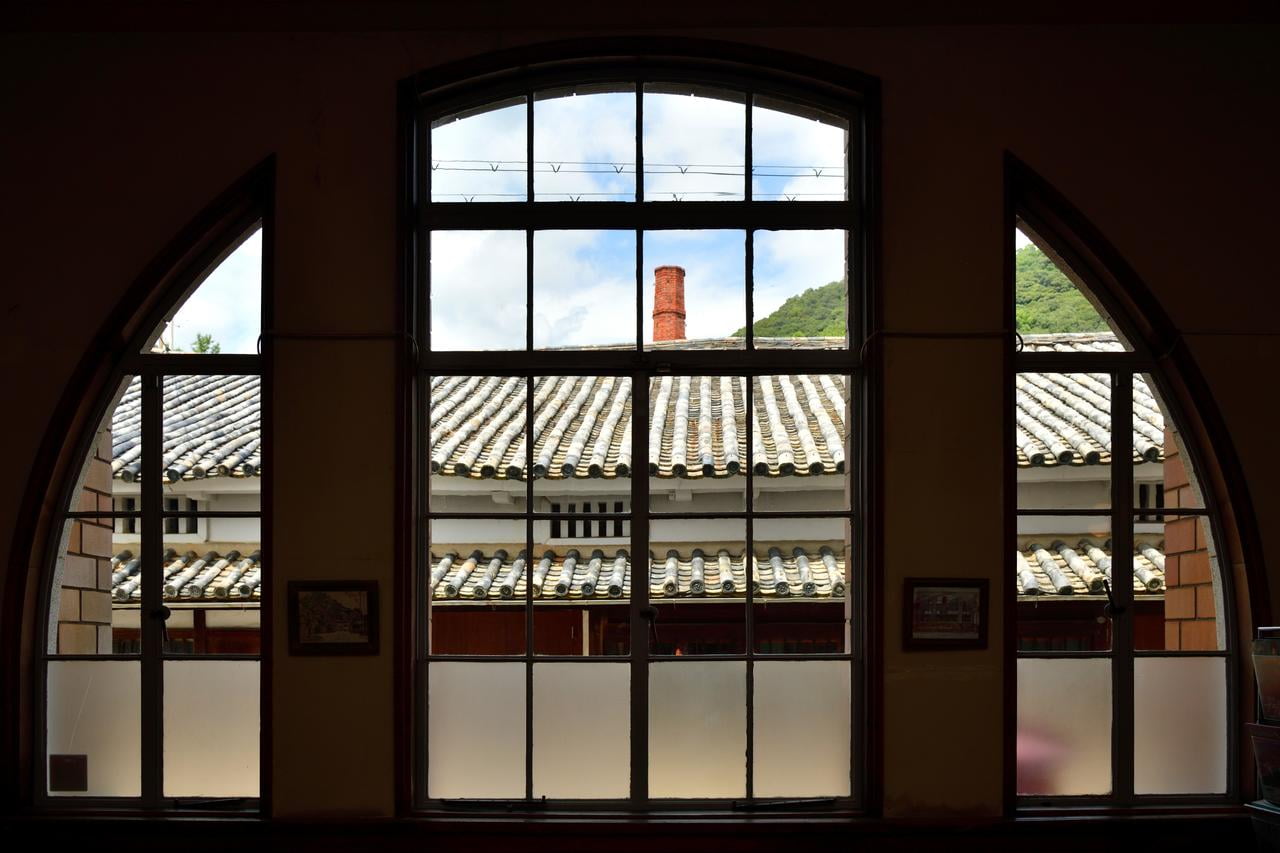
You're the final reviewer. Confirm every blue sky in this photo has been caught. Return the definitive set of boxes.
[429,88,849,350]
[166,97,1026,353]
[161,230,261,354]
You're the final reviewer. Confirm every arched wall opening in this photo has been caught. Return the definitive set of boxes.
[1005,154,1267,808]
[2,159,273,806]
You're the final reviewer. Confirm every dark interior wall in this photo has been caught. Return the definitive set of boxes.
[2,21,1278,819]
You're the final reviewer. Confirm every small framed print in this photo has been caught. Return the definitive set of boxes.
[903,577,989,651]
[288,581,379,656]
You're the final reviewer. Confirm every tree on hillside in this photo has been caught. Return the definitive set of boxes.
[736,280,846,337]
[1014,245,1109,334]
[736,246,1111,339]
[191,333,222,354]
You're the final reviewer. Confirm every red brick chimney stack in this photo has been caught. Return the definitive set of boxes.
[652,265,687,342]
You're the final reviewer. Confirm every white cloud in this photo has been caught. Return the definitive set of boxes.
[164,230,261,354]
[533,230,635,347]
[432,101,527,201]
[753,229,846,321]
[751,103,846,201]
[424,91,853,347]
[430,230,527,350]
[643,91,744,201]
[534,90,635,201]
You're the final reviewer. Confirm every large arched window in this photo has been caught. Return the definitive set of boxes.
[36,167,269,808]
[1008,159,1249,807]
[409,55,872,809]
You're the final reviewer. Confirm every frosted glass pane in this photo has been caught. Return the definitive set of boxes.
[1016,658,1111,795]
[429,662,525,798]
[753,661,850,797]
[649,662,745,797]
[1134,656,1227,794]
[47,660,140,796]
[533,663,629,798]
[164,661,259,797]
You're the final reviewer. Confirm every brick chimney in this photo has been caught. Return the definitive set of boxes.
[652,265,686,342]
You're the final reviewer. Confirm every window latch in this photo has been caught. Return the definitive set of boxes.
[149,605,172,622]
[1102,579,1126,618]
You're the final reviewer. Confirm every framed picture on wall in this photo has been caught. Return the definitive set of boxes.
[288,581,379,655]
[903,577,989,651]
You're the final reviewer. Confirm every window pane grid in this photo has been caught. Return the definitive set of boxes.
[1014,246,1234,803]
[421,80,858,809]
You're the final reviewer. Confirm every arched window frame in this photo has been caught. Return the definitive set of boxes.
[1004,155,1264,810]
[21,161,274,811]
[399,44,881,814]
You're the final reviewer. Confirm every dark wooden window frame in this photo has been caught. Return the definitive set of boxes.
[25,162,273,814]
[400,44,882,817]
[1004,155,1267,814]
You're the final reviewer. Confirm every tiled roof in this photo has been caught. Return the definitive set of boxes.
[429,374,848,480]
[110,548,262,603]
[1016,334,1164,468]
[1016,539,1165,597]
[106,540,1164,605]
[112,374,261,482]
[109,334,1162,481]
[427,546,846,602]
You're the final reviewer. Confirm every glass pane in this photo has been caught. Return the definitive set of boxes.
[1016,518,1111,651]
[643,230,745,349]
[1016,657,1111,796]
[533,662,629,798]
[162,375,262,512]
[1014,227,1125,344]
[751,374,850,512]
[430,231,526,351]
[650,519,745,656]
[534,86,635,202]
[428,518,526,655]
[751,96,847,202]
[753,661,850,796]
[163,660,259,797]
[649,375,746,513]
[161,535,262,655]
[532,545,632,657]
[753,518,850,654]
[1138,514,1223,651]
[428,661,525,798]
[429,375,528,513]
[1138,373,1203,509]
[751,230,847,348]
[648,661,746,798]
[46,660,140,796]
[146,228,261,354]
[99,374,148,532]
[643,85,744,202]
[54,516,127,655]
[431,97,527,202]
[533,231,636,349]
[1016,372,1111,509]
[531,374,633,501]
[1134,656,1227,794]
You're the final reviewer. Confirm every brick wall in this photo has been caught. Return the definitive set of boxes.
[56,426,116,654]
[1161,426,1217,650]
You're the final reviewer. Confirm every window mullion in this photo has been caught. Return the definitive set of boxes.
[630,367,650,805]
[1111,371,1135,803]
[140,372,164,806]
[745,372,755,801]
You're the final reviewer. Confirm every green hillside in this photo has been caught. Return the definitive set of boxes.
[737,247,1107,337]
[1014,244,1108,334]
[735,280,846,337]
